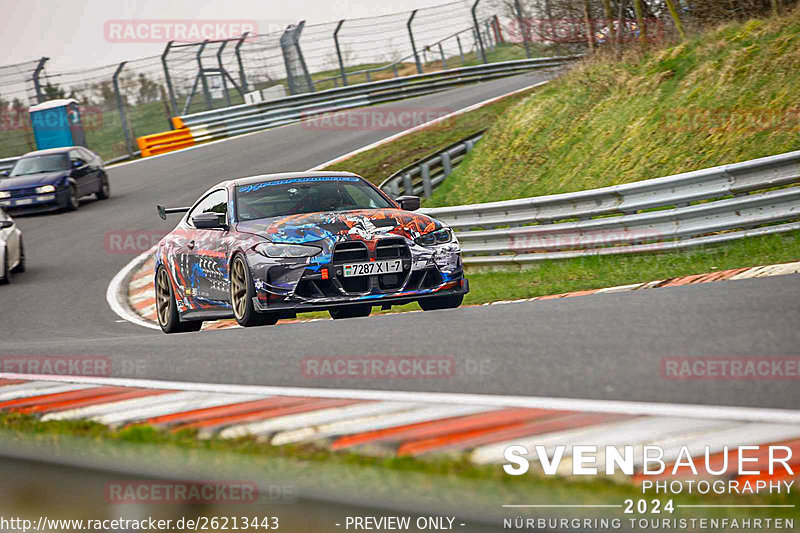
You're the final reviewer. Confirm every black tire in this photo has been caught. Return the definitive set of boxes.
[95,173,110,200]
[329,304,372,320]
[419,293,464,311]
[155,265,203,333]
[10,239,24,273]
[0,249,9,285]
[65,184,80,211]
[230,254,279,327]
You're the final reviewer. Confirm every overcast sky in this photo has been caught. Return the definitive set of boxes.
[2,0,470,72]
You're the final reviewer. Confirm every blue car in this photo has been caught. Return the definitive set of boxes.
[0,147,110,214]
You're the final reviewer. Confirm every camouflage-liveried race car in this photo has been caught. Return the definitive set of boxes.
[154,172,468,333]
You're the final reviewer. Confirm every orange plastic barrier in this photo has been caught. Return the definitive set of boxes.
[136,128,195,157]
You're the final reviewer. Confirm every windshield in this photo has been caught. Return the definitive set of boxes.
[9,154,70,177]
[236,176,393,221]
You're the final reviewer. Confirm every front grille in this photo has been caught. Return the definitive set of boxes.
[376,238,410,260]
[332,241,368,263]
[10,188,36,198]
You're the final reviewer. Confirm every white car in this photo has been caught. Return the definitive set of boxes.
[0,208,24,284]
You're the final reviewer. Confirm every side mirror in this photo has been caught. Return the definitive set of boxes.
[192,212,227,229]
[72,159,85,169]
[0,220,13,229]
[395,195,421,211]
[0,170,9,178]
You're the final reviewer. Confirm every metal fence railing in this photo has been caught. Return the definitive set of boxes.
[170,57,573,146]
[380,131,486,198]
[418,149,800,267]
[0,0,554,163]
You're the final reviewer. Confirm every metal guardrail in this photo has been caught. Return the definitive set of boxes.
[380,130,485,198]
[418,150,800,267]
[173,57,577,144]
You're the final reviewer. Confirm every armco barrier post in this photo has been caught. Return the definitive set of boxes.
[32,57,49,104]
[112,62,134,158]
[407,10,423,74]
[334,20,348,86]
[235,32,249,93]
[161,42,178,117]
[472,0,487,64]
[515,0,532,58]
[421,162,433,198]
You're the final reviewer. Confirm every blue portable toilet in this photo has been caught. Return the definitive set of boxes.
[29,99,87,150]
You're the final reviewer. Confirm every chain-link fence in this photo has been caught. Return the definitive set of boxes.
[0,0,545,162]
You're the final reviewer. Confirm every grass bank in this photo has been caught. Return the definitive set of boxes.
[427,9,800,207]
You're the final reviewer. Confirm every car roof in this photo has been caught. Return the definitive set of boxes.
[21,147,83,157]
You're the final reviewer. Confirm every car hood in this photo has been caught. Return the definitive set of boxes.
[236,208,443,245]
[0,171,68,189]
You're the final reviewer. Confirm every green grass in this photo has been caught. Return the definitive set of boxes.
[2,411,797,520]
[321,82,548,185]
[426,9,800,207]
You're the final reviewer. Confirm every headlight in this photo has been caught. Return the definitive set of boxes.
[35,185,56,194]
[255,242,322,258]
[415,228,453,246]
[0,191,9,199]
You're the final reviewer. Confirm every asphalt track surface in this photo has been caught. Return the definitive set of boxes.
[1,70,798,410]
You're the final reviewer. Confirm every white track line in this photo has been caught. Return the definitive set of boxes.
[4,373,800,425]
[105,245,160,331]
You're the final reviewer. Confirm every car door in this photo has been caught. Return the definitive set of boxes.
[183,189,232,308]
[79,148,101,191]
[68,149,92,197]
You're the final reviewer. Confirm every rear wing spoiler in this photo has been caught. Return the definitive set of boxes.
[156,204,190,220]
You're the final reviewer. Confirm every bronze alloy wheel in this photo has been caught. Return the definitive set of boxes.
[231,256,248,320]
[156,267,172,327]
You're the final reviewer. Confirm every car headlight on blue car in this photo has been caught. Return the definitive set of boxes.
[0,191,10,199]
[415,228,453,246]
[255,242,322,258]
[35,185,56,194]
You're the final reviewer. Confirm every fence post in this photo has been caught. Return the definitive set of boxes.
[217,41,232,107]
[484,21,493,50]
[421,162,432,198]
[407,10,423,74]
[334,19,348,86]
[441,151,452,176]
[494,15,504,44]
[471,0,487,64]
[32,57,49,104]
[457,35,465,65]
[514,0,532,58]
[161,42,178,117]
[196,40,212,110]
[438,42,447,69]
[235,32,249,93]
[112,62,134,158]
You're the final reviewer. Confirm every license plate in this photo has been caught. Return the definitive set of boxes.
[14,199,33,206]
[343,259,402,277]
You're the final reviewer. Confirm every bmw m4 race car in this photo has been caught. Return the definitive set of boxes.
[154,172,468,333]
